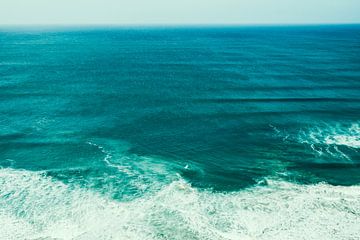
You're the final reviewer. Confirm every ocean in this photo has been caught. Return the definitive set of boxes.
[0,25,359,239]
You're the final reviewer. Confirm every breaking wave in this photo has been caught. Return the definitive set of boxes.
[0,168,359,240]
[272,122,360,161]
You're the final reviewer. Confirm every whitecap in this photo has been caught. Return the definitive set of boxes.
[273,122,360,161]
[0,168,359,240]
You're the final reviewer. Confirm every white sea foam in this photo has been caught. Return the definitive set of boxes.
[306,123,359,148]
[302,123,359,160]
[272,122,360,161]
[0,168,359,240]
[86,140,177,194]
[325,135,360,149]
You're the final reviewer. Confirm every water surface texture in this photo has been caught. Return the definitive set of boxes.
[0,26,360,239]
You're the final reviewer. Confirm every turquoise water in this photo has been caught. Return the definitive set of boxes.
[0,26,360,239]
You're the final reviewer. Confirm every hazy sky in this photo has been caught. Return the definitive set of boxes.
[0,0,359,25]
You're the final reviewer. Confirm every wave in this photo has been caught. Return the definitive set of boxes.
[272,122,360,161]
[217,85,360,91]
[196,97,360,103]
[323,123,360,149]
[0,168,359,240]
[299,123,359,160]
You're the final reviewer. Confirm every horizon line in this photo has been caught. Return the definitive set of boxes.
[1,22,360,28]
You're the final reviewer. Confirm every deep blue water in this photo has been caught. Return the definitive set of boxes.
[0,26,360,239]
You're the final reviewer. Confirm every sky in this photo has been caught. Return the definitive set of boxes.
[0,0,359,25]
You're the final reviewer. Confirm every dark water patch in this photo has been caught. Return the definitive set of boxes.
[286,162,360,186]
[195,97,360,103]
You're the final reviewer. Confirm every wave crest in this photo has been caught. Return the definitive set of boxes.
[0,168,359,240]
